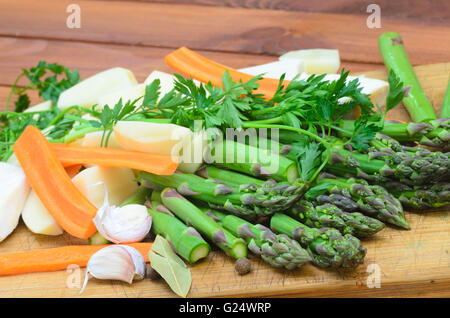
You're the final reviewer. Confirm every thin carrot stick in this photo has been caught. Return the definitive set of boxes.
[65,164,83,178]
[50,143,178,176]
[13,125,98,239]
[0,243,153,276]
[165,47,288,99]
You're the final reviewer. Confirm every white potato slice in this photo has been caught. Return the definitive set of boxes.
[72,166,139,209]
[238,60,305,80]
[96,83,146,110]
[24,100,52,113]
[144,70,177,97]
[177,131,208,174]
[73,131,123,149]
[279,49,340,74]
[57,67,137,110]
[21,189,63,236]
[320,73,389,107]
[113,120,192,157]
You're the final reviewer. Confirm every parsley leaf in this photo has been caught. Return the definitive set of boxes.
[385,69,404,114]
[287,139,324,182]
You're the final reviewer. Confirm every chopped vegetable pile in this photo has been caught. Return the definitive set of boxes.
[0,31,449,297]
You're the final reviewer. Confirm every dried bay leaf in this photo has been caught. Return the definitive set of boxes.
[148,235,192,297]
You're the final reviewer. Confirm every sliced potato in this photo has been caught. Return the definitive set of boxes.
[72,166,139,209]
[279,49,340,74]
[21,189,64,236]
[73,131,123,149]
[113,120,192,157]
[0,163,30,242]
[96,83,146,110]
[57,67,137,110]
[24,100,52,113]
[238,60,305,81]
[321,74,389,107]
[144,70,177,97]
[177,131,208,173]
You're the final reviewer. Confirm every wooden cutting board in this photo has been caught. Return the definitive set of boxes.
[0,63,449,298]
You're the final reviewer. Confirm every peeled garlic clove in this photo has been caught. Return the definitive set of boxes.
[94,204,152,244]
[121,245,146,280]
[80,245,146,294]
[93,183,152,244]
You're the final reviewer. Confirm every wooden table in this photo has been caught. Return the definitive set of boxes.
[0,0,449,298]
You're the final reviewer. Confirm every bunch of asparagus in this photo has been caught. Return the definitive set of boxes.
[133,31,450,275]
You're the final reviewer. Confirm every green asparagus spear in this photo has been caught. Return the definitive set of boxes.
[139,171,304,219]
[159,188,248,260]
[312,175,409,229]
[325,143,448,186]
[146,199,211,264]
[288,200,385,238]
[207,139,299,183]
[378,31,437,122]
[441,76,450,118]
[384,182,450,209]
[338,119,450,150]
[270,213,367,269]
[203,208,311,270]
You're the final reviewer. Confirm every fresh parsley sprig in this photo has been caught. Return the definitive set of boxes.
[4,61,81,112]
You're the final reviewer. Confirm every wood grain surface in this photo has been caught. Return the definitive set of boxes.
[0,63,449,298]
[118,0,450,21]
[0,0,449,65]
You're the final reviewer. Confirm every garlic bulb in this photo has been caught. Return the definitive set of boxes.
[80,245,146,294]
[93,183,152,244]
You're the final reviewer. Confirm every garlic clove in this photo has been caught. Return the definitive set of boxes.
[121,245,146,280]
[95,204,152,244]
[80,245,146,294]
[92,183,152,244]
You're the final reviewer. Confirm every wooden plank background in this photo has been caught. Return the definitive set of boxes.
[0,0,449,298]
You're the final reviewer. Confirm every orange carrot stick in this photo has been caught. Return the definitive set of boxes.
[165,47,288,99]
[65,164,83,178]
[13,125,98,239]
[50,143,178,176]
[385,117,407,124]
[0,243,153,276]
